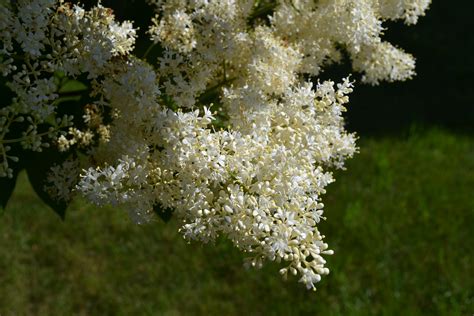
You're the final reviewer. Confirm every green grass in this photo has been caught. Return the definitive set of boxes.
[0,128,473,315]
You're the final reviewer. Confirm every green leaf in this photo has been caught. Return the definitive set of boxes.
[0,140,25,212]
[24,149,70,220]
[53,70,66,79]
[153,203,174,222]
[58,79,88,94]
[0,75,15,109]
[0,166,22,211]
[55,95,82,105]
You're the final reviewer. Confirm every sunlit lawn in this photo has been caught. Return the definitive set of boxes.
[0,128,472,315]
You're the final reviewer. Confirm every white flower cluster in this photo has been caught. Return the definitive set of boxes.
[1,0,430,290]
[271,0,430,84]
[0,0,136,176]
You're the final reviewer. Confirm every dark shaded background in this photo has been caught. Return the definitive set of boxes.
[345,1,474,135]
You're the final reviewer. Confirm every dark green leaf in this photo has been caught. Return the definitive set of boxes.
[0,138,25,212]
[53,70,66,79]
[0,75,15,109]
[153,203,174,222]
[0,165,22,211]
[55,95,83,104]
[58,79,88,94]
[24,149,70,220]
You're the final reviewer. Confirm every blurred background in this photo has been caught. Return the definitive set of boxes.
[346,1,474,135]
[0,1,473,315]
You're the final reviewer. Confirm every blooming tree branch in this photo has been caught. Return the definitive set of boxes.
[0,0,430,291]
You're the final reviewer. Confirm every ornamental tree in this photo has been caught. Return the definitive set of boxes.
[0,0,430,290]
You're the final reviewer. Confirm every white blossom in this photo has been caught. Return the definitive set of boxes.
[1,0,431,291]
